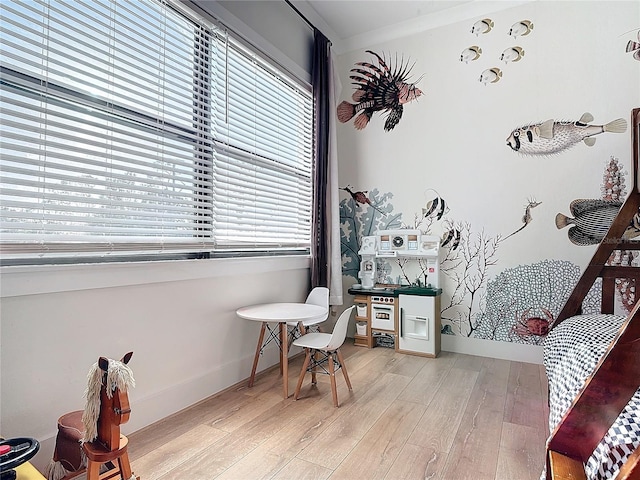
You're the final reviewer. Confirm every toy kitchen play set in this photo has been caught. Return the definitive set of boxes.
[348,229,443,357]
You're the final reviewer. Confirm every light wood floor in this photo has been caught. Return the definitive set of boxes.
[128,340,550,480]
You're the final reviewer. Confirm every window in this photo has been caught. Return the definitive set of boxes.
[0,0,313,265]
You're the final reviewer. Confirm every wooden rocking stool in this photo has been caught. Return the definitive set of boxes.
[46,352,139,480]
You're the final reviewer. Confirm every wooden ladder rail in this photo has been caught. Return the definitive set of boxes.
[554,107,640,329]
[546,300,640,480]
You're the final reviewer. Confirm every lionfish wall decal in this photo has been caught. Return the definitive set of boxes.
[337,50,423,132]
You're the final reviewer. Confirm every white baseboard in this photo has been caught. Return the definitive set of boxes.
[441,334,543,364]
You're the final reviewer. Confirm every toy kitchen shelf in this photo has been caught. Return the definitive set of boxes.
[348,285,442,357]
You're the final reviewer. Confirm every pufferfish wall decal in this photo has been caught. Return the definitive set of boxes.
[337,50,423,132]
[506,112,627,156]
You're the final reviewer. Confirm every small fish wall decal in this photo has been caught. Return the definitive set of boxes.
[500,46,525,63]
[341,184,385,214]
[460,45,482,63]
[508,20,534,38]
[471,18,494,36]
[422,192,450,220]
[556,157,640,246]
[461,18,533,84]
[479,67,502,85]
[441,227,461,250]
[625,29,640,61]
[506,112,627,155]
[337,50,423,132]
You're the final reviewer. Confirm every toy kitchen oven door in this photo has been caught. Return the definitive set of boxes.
[371,295,395,330]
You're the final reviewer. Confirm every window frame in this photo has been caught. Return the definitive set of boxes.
[0,0,315,266]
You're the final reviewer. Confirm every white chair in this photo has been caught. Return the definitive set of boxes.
[287,287,329,343]
[293,305,354,407]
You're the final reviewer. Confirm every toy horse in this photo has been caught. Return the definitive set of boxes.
[46,352,138,480]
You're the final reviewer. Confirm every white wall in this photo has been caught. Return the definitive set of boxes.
[0,256,311,470]
[336,1,640,356]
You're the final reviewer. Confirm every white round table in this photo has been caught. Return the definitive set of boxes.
[237,303,327,399]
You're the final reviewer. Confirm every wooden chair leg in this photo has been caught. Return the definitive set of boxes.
[287,323,303,354]
[280,322,289,398]
[311,350,319,384]
[279,322,285,376]
[249,322,267,387]
[85,461,101,480]
[336,349,352,391]
[328,353,338,407]
[117,451,133,479]
[295,350,312,400]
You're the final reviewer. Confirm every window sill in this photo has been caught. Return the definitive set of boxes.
[0,255,311,298]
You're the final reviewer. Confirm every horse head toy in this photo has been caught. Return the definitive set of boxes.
[82,351,135,450]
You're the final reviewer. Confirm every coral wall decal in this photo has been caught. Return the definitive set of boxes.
[472,259,602,344]
[601,156,638,314]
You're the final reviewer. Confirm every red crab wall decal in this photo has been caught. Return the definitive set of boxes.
[512,307,554,339]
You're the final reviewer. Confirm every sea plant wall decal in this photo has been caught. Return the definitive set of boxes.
[439,223,500,337]
[339,187,401,280]
[601,156,638,314]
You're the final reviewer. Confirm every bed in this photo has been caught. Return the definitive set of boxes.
[543,107,640,480]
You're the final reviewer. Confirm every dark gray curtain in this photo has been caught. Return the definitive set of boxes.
[311,28,330,288]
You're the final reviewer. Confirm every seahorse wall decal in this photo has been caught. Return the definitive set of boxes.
[501,198,542,242]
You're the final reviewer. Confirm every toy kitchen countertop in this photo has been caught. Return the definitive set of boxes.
[348,285,442,297]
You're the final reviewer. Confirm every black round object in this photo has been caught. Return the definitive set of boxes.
[0,437,40,473]
[392,235,404,247]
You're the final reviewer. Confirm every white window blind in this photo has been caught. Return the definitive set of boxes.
[210,35,313,249]
[0,0,313,263]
